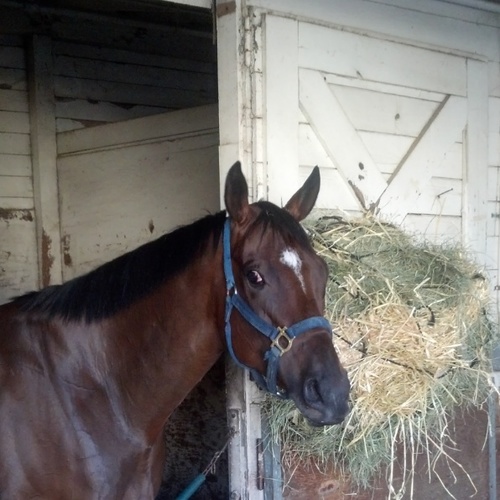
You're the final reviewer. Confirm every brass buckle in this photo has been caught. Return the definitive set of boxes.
[271,327,294,356]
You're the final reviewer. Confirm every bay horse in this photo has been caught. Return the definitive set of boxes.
[0,162,349,498]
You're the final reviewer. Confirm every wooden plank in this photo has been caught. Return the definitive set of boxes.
[54,54,217,93]
[463,59,489,258]
[0,89,28,112]
[0,154,31,176]
[0,132,30,154]
[216,3,264,497]
[0,197,33,210]
[167,0,211,8]
[357,132,414,174]
[299,123,334,168]
[0,68,27,90]
[0,34,25,47]
[378,96,467,222]
[487,200,499,238]
[402,213,463,244]
[299,22,468,97]
[299,68,387,210]
[324,73,445,102]
[216,1,247,206]
[57,104,218,155]
[55,98,168,123]
[0,176,32,198]
[488,166,499,205]
[265,15,300,204]
[0,110,30,133]
[27,34,62,287]
[56,118,101,133]
[0,46,25,69]
[409,177,463,217]
[54,76,216,109]
[0,216,38,304]
[489,97,500,166]
[51,18,216,63]
[299,165,360,212]
[54,41,217,75]
[490,60,500,98]
[250,0,499,58]
[58,142,219,278]
[329,85,442,138]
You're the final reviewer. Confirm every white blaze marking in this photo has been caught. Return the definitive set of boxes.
[280,248,305,291]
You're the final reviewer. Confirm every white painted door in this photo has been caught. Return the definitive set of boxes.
[216,2,498,496]
[261,16,488,252]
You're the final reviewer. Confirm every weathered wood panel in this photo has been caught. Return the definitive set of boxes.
[48,15,216,132]
[0,213,37,304]
[249,8,496,495]
[57,106,219,280]
[0,34,35,302]
[299,22,468,97]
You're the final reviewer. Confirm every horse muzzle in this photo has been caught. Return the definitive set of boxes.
[297,369,351,426]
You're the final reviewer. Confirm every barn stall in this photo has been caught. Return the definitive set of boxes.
[0,1,228,498]
[0,0,499,498]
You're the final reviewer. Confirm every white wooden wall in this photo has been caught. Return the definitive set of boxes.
[0,4,218,304]
[0,34,38,299]
[57,105,219,279]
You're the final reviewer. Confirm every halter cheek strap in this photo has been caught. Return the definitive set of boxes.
[223,218,332,398]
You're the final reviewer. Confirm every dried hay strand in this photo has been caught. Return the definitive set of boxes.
[264,215,496,497]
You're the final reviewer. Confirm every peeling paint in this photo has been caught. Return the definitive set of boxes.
[0,208,34,222]
[41,230,55,288]
[62,234,73,267]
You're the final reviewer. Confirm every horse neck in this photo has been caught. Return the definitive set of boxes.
[107,244,226,441]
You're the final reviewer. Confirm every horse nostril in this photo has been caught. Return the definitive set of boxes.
[304,378,322,405]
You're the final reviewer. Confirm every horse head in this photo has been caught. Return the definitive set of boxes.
[223,162,350,426]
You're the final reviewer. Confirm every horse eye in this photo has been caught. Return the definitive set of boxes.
[246,269,264,287]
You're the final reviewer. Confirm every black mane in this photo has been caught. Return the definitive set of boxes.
[15,211,227,322]
[14,201,310,322]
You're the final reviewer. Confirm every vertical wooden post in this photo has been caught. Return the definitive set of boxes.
[264,15,299,205]
[27,34,62,287]
[217,0,268,497]
[463,59,488,259]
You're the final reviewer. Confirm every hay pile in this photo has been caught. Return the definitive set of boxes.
[265,216,495,495]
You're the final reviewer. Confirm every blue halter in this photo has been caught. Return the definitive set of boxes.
[223,217,333,398]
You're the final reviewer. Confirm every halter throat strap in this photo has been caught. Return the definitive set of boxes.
[223,217,332,398]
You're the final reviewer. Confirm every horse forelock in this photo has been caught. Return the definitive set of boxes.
[14,211,227,322]
[250,201,311,249]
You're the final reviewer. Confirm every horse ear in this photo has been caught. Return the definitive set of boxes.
[285,166,320,221]
[224,161,250,224]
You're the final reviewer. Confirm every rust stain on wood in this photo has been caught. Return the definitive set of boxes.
[41,230,54,287]
[0,208,34,222]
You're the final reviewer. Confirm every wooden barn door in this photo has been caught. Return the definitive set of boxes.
[263,16,487,251]
[254,11,490,499]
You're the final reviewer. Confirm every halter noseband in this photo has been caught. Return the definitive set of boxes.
[223,217,332,398]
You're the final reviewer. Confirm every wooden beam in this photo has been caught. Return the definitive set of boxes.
[27,34,63,287]
[264,15,299,205]
[463,59,489,259]
[299,68,387,210]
